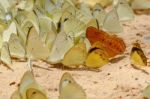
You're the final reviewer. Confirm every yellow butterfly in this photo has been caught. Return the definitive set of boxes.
[26,27,50,60]
[62,42,87,68]
[0,42,12,68]
[85,41,109,68]
[131,0,150,10]
[115,0,134,21]
[8,33,25,59]
[102,9,123,33]
[143,85,150,98]
[130,42,147,68]
[11,67,48,99]
[86,18,99,29]
[59,72,86,99]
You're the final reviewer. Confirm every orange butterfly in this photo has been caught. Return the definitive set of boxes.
[86,26,126,57]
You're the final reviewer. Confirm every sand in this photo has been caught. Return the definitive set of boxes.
[0,14,150,99]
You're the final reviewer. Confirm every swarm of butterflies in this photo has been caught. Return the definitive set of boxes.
[0,0,150,98]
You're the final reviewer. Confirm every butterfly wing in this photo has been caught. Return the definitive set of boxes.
[47,31,74,63]
[102,9,123,33]
[26,27,50,60]
[2,22,17,42]
[8,33,25,58]
[115,0,134,21]
[59,83,86,99]
[131,0,150,10]
[19,71,48,99]
[143,85,150,98]
[92,3,107,28]
[86,18,99,29]
[85,48,109,68]
[62,42,87,68]
[0,42,12,68]
[59,72,86,99]
[130,43,147,68]
[86,26,109,45]
[103,36,126,57]
[26,88,48,99]
[11,90,21,99]
[59,72,76,93]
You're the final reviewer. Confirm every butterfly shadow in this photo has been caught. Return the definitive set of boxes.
[51,63,102,72]
[109,55,126,63]
[134,10,150,15]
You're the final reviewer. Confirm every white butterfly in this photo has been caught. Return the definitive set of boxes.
[102,8,123,33]
[26,27,50,60]
[47,31,74,64]
[0,42,12,69]
[8,33,25,59]
[92,3,106,28]
[131,0,150,9]
[115,0,134,21]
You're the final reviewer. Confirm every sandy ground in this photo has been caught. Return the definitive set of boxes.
[0,14,150,99]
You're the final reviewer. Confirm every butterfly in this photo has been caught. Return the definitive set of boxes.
[85,41,109,68]
[59,72,86,99]
[102,8,123,33]
[26,26,50,60]
[130,42,147,68]
[86,26,126,58]
[131,0,150,10]
[0,42,12,69]
[143,85,150,98]
[11,71,48,99]
[115,0,134,21]
[62,42,87,68]
[8,33,25,59]
[92,3,107,28]
[38,15,57,50]
[11,60,48,99]
[47,31,74,64]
